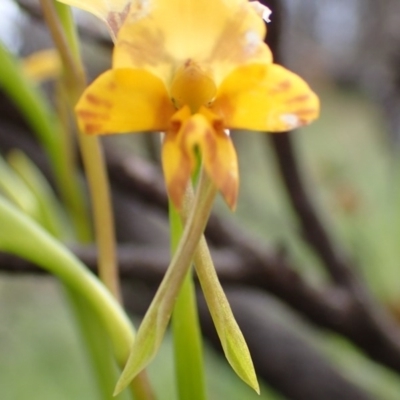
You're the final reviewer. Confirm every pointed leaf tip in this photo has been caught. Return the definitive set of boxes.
[192,234,259,394]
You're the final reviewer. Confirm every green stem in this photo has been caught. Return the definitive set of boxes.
[66,288,125,400]
[170,202,207,400]
[44,0,121,302]
[41,1,154,398]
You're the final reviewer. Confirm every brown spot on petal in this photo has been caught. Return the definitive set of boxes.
[204,130,217,160]
[285,94,310,104]
[77,110,109,121]
[86,94,112,108]
[166,155,192,210]
[84,123,104,134]
[107,81,117,91]
[295,108,318,116]
[271,79,292,93]
[169,120,181,133]
[119,27,171,68]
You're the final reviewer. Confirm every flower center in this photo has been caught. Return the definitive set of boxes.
[170,60,217,113]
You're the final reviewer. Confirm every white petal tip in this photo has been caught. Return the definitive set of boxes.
[280,113,300,129]
[250,1,272,23]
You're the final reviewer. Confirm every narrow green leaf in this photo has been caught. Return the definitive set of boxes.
[194,237,259,393]
[114,171,217,396]
[7,150,72,240]
[0,196,135,365]
[0,154,40,219]
[179,186,259,393]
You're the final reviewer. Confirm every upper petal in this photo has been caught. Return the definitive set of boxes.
[113,0,270,84]
[57,0,135,40]
[76,68,174,134]
[212,63,320,132]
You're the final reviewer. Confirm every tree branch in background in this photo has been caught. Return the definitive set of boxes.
[263,0,400,374]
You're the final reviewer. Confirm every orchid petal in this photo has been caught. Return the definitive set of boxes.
[76,68,174,135]
[57,0,133,40]
[185,110,239,209]
[212,63,320,132]
[162,106,193,209]
[250,1,272,22]
[194,108,239,209]
[162,107,239,210]
[113,0,269,84]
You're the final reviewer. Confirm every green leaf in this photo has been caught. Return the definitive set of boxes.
[7,150,73,240]
[194,236,259,393]
[0,196,135,365]
[0,154,39,218]
[179,187,259,393]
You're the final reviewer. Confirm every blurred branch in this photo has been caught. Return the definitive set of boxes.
[199,289,373,400]
[263,0,400,374]
[269,134,355,285]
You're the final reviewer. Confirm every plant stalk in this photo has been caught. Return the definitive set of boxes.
[170,200,207,400]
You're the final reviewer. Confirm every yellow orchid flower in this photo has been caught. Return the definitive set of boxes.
[75,0,319,210]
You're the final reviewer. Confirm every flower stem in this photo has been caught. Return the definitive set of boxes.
[40,0,121,315]
[170,201,207,400]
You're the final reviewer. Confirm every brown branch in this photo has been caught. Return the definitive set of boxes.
[263,0,400,373]
[269,134,355,285]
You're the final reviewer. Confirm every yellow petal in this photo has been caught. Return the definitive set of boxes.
[205,2,272,83]
[57,0,134,40]
[162,106,193,209]
[212,63,320,132]
[22,49,61,83]
[76,68,174,135]
[183,109,238,209]
[195,108,239,209]
[113,0,270,84]
[162,106,239,209]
